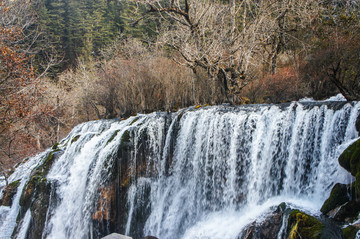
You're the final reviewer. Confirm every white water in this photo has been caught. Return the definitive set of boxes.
[0,100,359,239]
[0,152,46,239]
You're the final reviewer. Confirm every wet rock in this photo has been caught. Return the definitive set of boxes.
[143,236,158,239]
[356,114,360,133]
[0,180,20,206]
[338,138,360,178]
[320,183,350,215]
[333,200,360,223]
[342,225,359,239]
[287,210,325,239]
[15,149,62,239]
[101,233,132,239]
[239,204,286,239]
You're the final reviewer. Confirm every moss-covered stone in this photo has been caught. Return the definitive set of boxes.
[130,117,139,125]
[19,150,58,209]
[121,130,131,144]
[52,142,59,150]
[338,139,360,176]
[333,200,360,222]
[106,130,120,146]
[321,183,349,214]
[287,210,325,239]
[342,225,359,239]
[71,135,81,144]
[16,150,59,239]
[0,179,20,206]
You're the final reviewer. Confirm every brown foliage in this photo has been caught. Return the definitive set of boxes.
[244,66,306,103]
[54,38,222,120]
[0,0,57,180]
[300,13,360,100]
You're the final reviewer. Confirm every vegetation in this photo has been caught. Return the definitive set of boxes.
[1,0,360,175]
[287,210,324,239]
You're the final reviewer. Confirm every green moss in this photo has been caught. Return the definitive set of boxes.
[320,183,349,214]
[121,130,130,144]
[278,202,287,212]
[288,210,324,239]
[338,139,360,176]
[52,142,59,150]
[333,200,360,222]
[8,179,21,188]
[342,225,358,239]
[130,117,139,125]
[106,130,120,146]
[71,135,81,144]
[0,179,21,206]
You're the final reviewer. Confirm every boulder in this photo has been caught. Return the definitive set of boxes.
[101,233,132,239]
[239,203,286,239]
[287,210,325,239]
[320,183,350,215]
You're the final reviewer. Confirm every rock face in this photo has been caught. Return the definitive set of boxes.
[0,180,20,206]
[14,150,61,239]
[321,138,360,238]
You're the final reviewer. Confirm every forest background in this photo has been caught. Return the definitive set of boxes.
[1,0,360,181]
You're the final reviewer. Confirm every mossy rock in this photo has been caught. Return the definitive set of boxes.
[321,183,350,214]
[121,130,131,144]
[333,200,360,222]
[0,179,20,206]
[52,142,59,150]
[342,225,358,239]
[71,135,81,144]
[19,151,57,209]
[287,210,325,239]
[106,130,120,146]
[130,117,139,125]
[338,139,360,176]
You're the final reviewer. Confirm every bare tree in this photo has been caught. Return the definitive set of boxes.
[138,0,322,103]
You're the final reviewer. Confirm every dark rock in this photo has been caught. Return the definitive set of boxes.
[320,183,350,214]
[356,114,360,133]
[333,200,360,222]
[338,139,360,177]
[0,180,20,206]
[143,236,158,239]
[342,225,359,239]
[15,149,62,239]
[239,204,286,239]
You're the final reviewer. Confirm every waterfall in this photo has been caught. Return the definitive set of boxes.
[0,99,359,239]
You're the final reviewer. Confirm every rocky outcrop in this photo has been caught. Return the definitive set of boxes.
[0,179,20,206]
[14,149,62,239]
[321,138,360,237]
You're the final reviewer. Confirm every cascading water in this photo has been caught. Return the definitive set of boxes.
[0,98,359,239]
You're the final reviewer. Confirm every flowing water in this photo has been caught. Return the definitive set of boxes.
[0,98,359,239]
